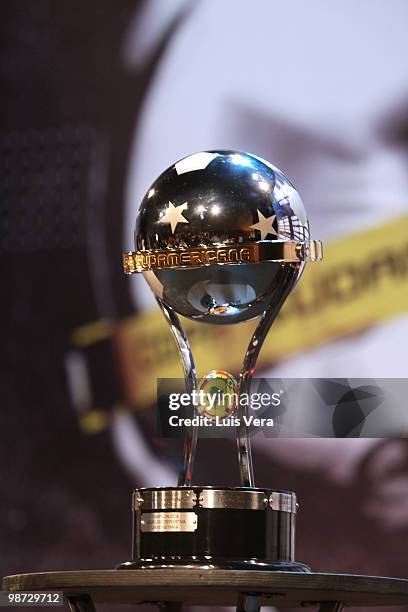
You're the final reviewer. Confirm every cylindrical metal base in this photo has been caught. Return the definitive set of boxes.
[117,487,309,572]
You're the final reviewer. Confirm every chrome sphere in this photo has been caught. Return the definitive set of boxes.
[136,150,309,324]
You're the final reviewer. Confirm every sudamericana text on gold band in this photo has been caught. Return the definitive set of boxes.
[123,240,323,274]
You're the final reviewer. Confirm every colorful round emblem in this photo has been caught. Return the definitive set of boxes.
[197,370,238,421]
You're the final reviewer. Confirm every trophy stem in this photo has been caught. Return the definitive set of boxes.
[157,298,198,486]
[236,265,302,487]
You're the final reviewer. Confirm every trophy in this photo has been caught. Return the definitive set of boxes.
[120,150,322,573]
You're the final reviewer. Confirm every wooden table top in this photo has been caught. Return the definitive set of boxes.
[4,569,408,607]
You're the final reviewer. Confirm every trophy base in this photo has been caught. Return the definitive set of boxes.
[118,487,309,572]
[117,558,310,572]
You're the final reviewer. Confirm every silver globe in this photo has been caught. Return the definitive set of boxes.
[135,150,309,324]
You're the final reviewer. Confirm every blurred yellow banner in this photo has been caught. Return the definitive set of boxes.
[114,214,408,408]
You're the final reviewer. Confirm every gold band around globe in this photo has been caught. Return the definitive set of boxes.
[123,240,322,274]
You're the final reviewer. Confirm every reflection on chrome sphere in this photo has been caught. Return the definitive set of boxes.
[136,150,309,323]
